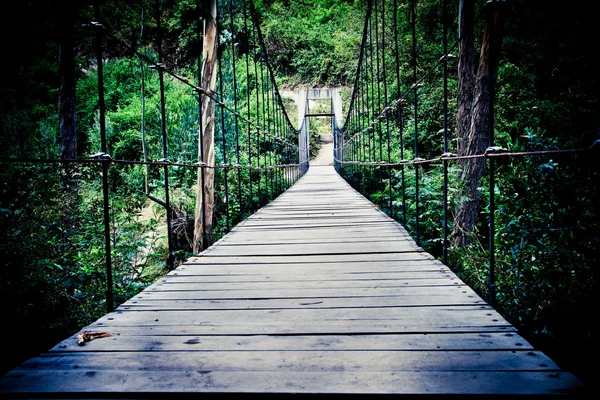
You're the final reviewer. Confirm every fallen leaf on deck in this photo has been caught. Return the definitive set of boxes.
[77,331,112,346]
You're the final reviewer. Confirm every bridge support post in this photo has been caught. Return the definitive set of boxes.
[298,89,309,175]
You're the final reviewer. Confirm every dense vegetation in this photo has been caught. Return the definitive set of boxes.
[327,0,598,386]
[0,0,597,388]
[0,0,301,374]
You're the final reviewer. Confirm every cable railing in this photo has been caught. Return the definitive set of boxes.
[0,0,304,314]
[334,0,597,314]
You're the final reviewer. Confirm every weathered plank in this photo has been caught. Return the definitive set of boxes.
[12,350,561,372]
[185,253,433,264]
[127,285,484,302]
[203,242,422,256]
[146,277,462,289]
[48,332,535,352]
[0,370,582,395]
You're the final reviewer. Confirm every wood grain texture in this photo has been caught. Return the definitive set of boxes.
[0,166,584,397]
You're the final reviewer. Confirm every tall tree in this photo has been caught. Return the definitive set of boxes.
[58,0,78,231]
[193,0,217,253]
[452,0,506,248]
[58,0,77,164]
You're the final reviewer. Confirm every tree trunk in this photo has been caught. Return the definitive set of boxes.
[58,0,78,230]
[452,0,505,248]
[456,0,475,158]
[193,0,217,253]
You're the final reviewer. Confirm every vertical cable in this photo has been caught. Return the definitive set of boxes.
[398,105,406,225]
[94,0,113,313]
[155,0,174,268]
[217,31,230,232]
[357,77,364,192]
[393,0,406,226]
[356,88,364,192]
[260,55,267,205]
[362,66,369,192]
[196,0,207,249]
[374,2,383,193]
[263,59,271,203]
[264,64,269,200]
[253,25,262,207]
[442,0,449,265]
[270,82,276,196]
[368,15,376,194]
[229,0,243,221]
[278,103,283,194]
[488,0,498,307]
[275,95,281,195]
[411,0,420,246]
[243,0,253,212]
[381,0,392,217]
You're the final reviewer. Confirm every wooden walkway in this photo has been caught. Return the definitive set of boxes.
[0,166,584,397]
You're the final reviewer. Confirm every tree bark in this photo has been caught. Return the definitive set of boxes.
[59,0,77,163]
[193,0,217,253]
[58,0,78,230]
[456,0,476,158]
[452,0,505,248]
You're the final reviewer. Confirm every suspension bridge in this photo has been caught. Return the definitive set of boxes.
[0,165,584,396]
[0,0,590,397]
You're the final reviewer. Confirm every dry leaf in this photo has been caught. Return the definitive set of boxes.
[77,331,111,346]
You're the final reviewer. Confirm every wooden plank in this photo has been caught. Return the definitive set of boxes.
[49,332,535,352]
[254,210,383,216]
[143,278,465,291]
[153,276,458,284]
[229,221,402,231]
[217,238,412,246]
[168,267,452,277]
[77,323,516,336]
[174,265,446,275]
[247,210,387,218]
[78,307,516,336]
[218,227,413,237]
[217,232,414,242]
[88,305,511,326]
[162,270,453,280]
[254,204,376,211]
[127,285,484,302]
[177,257,444,269]
[14,350,562,372]
[118,297,487,310]
[0,370,583,395]
[185,253,431,264]
[203,242,421,256]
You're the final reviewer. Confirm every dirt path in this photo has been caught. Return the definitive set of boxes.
[311,141,334,166]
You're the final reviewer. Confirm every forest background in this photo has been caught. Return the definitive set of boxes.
[0,0,597,388]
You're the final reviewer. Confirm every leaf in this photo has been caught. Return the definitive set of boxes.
[76,331,115,346]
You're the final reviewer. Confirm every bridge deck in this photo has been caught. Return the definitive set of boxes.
[0,166,583,397]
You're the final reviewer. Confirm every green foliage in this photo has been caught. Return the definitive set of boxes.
[0,0,209,373]
[335,0,598,386]
[0,161,172,373]
[1,0,598,388]
[255,0,365,85]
